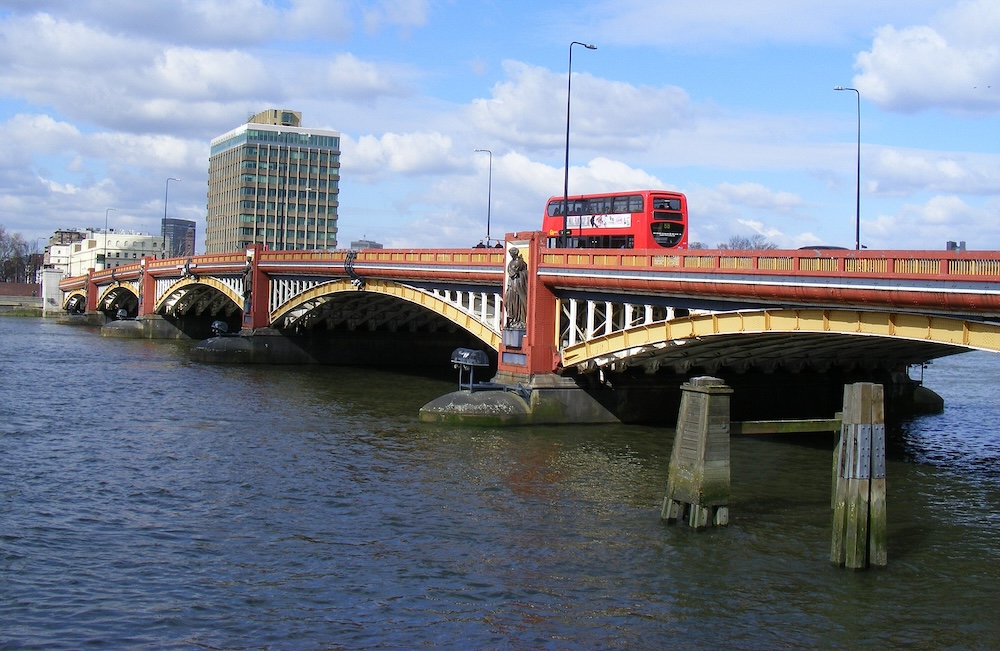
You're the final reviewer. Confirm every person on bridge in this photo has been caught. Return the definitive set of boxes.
[504,247,528,329]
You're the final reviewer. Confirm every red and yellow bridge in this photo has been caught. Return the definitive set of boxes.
[59,231,1000,387]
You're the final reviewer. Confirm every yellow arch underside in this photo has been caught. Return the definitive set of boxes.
[153,277,244,313]
[97,282,139,304]
[63,289,86,309]
[270,278,502,351]
[561,308,1000,367]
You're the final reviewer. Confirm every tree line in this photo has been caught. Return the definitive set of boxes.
[0,225,43,284]
[690,234,778,250]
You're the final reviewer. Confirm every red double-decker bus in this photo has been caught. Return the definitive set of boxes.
[542,190,689,249]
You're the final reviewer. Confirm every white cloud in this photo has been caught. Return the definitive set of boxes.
[345,131,461,178]
[320,53,412,101]
[865,194,999,249]
[468,61,690,153]
[0,114,82,159]
[867,147,1000,196]
[0,14,263,134]
[853,0,1000,112]
[151,48,271,100]
[0,0,352,45]
[0,12,413,137]
[716,182,803,213]
[684,182,811,248]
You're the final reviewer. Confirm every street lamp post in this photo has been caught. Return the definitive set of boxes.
[103,208,117,270]
[163,177,180,258]
[561,40,597,248]
[834,86,861,250]
[474,149,493,245]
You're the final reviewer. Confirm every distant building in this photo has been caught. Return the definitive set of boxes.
[349,239,384,249]
[42,229,90,273]
[48,229,161,276]
[163,218,197,258]
[206,109,341,253]
[49,229,90,246]
[44,229,91,274]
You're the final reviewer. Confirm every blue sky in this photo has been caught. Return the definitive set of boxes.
[0,0,998,252]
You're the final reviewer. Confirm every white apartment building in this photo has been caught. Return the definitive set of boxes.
[48,229,162,276]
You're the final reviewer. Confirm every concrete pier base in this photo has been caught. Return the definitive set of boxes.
[418,373,620,426]
[831,382,888,569]
[55,312,107,327]
[190,329,317,364]
[101,315,189,339]
[661,376,733,529]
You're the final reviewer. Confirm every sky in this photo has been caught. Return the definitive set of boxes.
[0,0,998,253]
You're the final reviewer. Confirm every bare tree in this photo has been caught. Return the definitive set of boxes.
[717,234,778,250]
[0,225,32,283]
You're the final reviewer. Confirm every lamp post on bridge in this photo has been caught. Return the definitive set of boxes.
[103,208,116,270]
[834,86,861,250]
[474,149,493,246]
[163,177,180,259]
[561,40,597,248]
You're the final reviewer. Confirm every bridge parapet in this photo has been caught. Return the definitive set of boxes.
[539,247,1000,278]
[537,247,1000,318]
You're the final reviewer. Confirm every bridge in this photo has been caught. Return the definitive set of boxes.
[56,231,1000,424]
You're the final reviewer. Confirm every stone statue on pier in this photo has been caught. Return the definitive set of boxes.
[504,247,528,329]
[242,259,253,312]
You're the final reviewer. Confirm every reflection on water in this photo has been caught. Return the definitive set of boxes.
[1,319,998,649]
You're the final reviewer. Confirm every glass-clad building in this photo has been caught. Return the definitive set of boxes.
[163,218,196,258]
[206,110,341,253]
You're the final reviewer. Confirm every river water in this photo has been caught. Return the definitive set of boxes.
[1,317,998,650]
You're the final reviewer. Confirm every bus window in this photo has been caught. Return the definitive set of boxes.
[588,196,612,214]
[652,197,682,211]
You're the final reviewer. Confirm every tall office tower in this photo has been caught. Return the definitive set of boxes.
[162,218,197,258]
[206,109,341,253]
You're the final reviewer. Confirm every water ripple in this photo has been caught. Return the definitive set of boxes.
[1,320,999,649]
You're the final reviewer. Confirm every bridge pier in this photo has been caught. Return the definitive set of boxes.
[417,372,620,426]
[55,311,107,327]
[100,314,198,340]
[831,382,888,569]
[419,232,624,426]
[191,328,318,364]
[660,376,733,529]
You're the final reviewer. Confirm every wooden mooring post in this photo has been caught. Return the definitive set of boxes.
[831,382,888,569]
[661,376,733,529]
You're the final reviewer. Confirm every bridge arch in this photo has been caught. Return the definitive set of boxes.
[97,282,140,316]
[154,277,244,318]
[562,308,1000,375]
[63,289,87,313]
[271,278,502,350]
